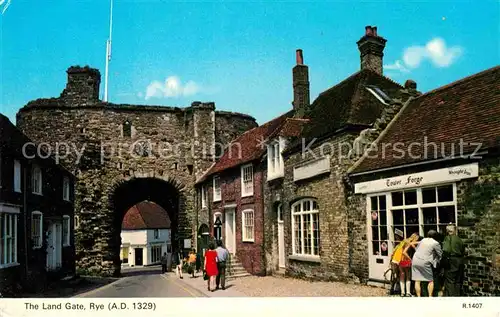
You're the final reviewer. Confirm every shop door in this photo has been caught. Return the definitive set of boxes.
[368,195,390,281]
[134,248,143,266]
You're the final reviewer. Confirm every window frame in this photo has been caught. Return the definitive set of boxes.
[151,245,162,264]
[291,199,320,258]
[63,176,71,201]
[153,229,160,239]
[0,210,19,269]
[241,209,255,242]
[241,164,254,197]
[213,176,221,202]
[31,211,43,249]
[14,160,21,193]
[62,215,71,246]
[31,165,42,195]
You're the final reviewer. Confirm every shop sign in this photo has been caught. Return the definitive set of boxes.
[354,163,478,194]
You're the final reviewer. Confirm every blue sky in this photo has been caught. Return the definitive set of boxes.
[1,0,498,124]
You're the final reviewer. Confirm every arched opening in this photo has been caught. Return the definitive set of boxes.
[109,177,182,276]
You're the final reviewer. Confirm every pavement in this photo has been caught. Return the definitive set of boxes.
[167,271,247,297]
[75,266,206,298]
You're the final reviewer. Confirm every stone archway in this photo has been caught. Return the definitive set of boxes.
[107,177,185,276]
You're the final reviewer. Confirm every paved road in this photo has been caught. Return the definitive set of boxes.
[78,266,206,298]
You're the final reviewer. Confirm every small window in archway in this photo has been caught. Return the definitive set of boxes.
[123,120,132,138]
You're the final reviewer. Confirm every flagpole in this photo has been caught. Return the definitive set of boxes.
[104,0,113,102]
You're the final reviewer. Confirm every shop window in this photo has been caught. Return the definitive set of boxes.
[0,212,18,267]
[31,211,43,249]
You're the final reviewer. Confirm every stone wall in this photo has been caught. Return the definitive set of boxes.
[15,66,257,276]
[280,131,361,282]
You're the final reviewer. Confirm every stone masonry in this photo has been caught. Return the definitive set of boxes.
[16,66,257,276]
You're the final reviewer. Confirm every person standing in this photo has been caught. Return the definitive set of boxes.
[204,242,219,292]
[215,240,230,290]
[161,252,168,274]
[411,230,443,297]
[187,249,197,278]
[398,233,420,296]
[174,250,184,279]
[442,224,465,296]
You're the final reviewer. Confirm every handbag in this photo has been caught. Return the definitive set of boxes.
[203,271,208,280]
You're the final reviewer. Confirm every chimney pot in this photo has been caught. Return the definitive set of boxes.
[404,79,417,90]
[296,49,304,65]
[365,25,373,36]
[372,26,378,36]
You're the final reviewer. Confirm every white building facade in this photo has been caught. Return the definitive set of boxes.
[120,228,171,266]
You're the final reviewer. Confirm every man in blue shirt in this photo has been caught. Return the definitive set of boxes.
[215,240,229,290]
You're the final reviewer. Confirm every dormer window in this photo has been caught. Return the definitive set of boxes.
[267,137,285,180]
[365,85,392,105]
[123,120,132,138]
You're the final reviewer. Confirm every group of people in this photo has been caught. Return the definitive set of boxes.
[390,224,465,297]
[162,240,230,292]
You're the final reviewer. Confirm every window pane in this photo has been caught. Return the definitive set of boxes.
[422,187,436,204]
[371,211,378,226]
[294,215,301,254]
[379,196,386,210]
[379,209,387,226]
[405,225,420,238]
[381,240,389,256]
[392,210,404,225]
[371,226,379,241]
[437,185,453,202]
[391,192,403,206]
[312,201,318,210]
[303,200,311,212]
[372,241,380,255]
[303,214,311,255]
[404,191,417,205]
[370,197,378,211]
[423,224,438,235]
[438,206,456,224]
[423,207,437,224]
[380,225,388,241]
[393,226,404,242]
[0,214,4,265]
[405,208,419,225]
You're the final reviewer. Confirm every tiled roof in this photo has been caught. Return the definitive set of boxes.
[121,201,171,230]
[352,66,500,174]
[275,118,310,138]
[198,110,294,182]
[284,69,404,153]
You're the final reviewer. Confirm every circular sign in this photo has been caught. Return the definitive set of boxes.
[381,242,388,252]
[371,212,378,221]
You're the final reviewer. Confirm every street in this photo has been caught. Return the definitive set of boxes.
[77,266,206,298]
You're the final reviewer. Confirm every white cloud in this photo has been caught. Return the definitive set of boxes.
[384,37,463,73]
[144,76,201,100]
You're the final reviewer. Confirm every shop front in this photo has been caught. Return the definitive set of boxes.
[354,163,479,282]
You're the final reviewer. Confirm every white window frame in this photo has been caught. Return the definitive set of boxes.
[31,211,43,249]
[366,183,458,258]
[0,209,19,269]
[153,229,160,239]
[32,165,42,195]
[241,209,255,242]
[291,199,320,258]
[241,164,254,197]
[201,185,208,208]
[14,160,21,193]
[63,176,70,201]
[213,176,221,202]
[62,215,70,246]
[267,138,285,181]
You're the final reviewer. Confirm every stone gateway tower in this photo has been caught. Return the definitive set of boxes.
[17,66,257,276]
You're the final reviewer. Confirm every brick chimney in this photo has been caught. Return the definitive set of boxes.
[356,26,387,75]
[292,49,310,110]
[61,66,101,103]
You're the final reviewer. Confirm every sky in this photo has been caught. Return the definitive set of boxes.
[0,0,498,125]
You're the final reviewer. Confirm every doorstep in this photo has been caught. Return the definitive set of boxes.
[167,272,246,297]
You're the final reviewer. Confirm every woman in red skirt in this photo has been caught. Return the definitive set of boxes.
[204,242,219,291]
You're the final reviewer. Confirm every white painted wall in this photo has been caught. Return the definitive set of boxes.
[120,229,172,266]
